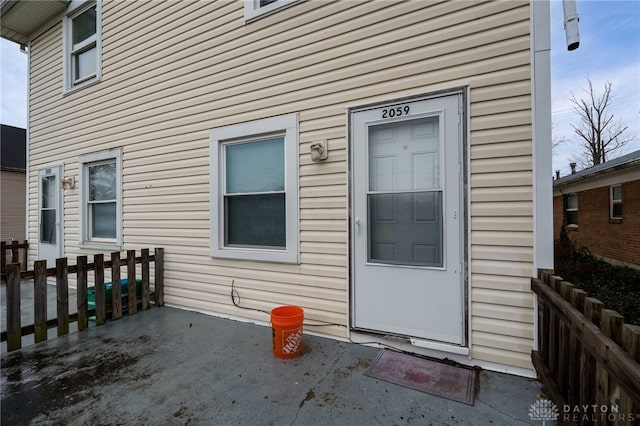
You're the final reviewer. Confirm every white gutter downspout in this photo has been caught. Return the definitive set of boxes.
[24,42,30,257]
[563,0,580,51]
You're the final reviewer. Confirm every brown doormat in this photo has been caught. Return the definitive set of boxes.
[364,350,477,405]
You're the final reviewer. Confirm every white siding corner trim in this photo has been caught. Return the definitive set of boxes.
[209,113,300,263]
[531,0,553,270]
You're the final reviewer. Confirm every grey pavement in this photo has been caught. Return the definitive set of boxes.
[2,306,547,425]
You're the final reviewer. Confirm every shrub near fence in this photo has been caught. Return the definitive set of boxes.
[2,248,164,352]
[531,270,640,426]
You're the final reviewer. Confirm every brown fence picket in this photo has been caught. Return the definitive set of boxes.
[77,256,88,331]
[6,263,21,351]
[34,260,48,343]
[95,254,106,326]
[621,324,640,421]
[154,248,164,307]
[585,297,603,327]
[11,241,19,267]
[111,252,122,320]
[0,242,6,276]
[56,258,69,336]
[141,249,150,310]
[127,250,137,315]
[623,325,640,362]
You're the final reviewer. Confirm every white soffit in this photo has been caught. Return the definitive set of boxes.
[0,0,70,46]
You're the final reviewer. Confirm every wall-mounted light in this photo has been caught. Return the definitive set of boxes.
[310,140,328,162]
[61,177,76,190]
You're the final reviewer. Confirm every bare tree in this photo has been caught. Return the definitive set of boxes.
[569,78,632,166]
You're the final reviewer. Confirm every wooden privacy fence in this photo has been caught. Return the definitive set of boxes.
[1,240,29,280]
[2,248,164,352]
[532,270,640,425]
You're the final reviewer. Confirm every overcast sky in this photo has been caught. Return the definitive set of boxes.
[1,0,639,176]
[550,0,640,175]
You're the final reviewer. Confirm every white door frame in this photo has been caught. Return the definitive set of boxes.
[37,164,64,267]
[348,88,469,346]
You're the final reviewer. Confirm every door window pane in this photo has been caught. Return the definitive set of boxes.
[40,175,57,244]
[41,175,56,208]
[367,117,444,267]
[225,193,285,248]
[40,210,56,244]
[368,191,443,267]
[368,117,439,191]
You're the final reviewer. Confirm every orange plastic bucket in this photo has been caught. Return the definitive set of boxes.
[271,306,304,359]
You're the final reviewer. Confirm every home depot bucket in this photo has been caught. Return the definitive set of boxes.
[270,306,304,359]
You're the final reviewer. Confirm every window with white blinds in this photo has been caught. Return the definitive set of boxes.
[210,114,299,263]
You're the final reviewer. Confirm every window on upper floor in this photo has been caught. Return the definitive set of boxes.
[243,0,298,22]
[565,193,578,226]
[610,185,622,219]
[210,113,299,263]
[79,149,122,250]
[63,1,101,93]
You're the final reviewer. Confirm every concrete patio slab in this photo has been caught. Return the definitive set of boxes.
[2,307,546,425]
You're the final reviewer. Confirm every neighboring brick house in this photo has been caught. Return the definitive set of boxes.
[0,124,27,242]
[553,150,640,268]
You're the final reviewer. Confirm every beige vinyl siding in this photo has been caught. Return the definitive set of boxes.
[27,0,536,369]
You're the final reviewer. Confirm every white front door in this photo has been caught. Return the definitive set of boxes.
[351,93,465,345]
[38,166,63,267]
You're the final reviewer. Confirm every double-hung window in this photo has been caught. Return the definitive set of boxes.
[610,185,622,219]
[565,193,578,226]
[79,149,122,249]
[243,0,298,22]
[63,1,101,92]
[210,114,299,263]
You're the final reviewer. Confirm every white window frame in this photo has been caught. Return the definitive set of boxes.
[565,193,578,226]
[610,184,622,219]
[243,0,298,22]
[63,0,102,93]
[79,148,122,250]
[210,113,299,263]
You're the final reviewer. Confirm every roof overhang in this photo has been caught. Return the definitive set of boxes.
[0,0,70,46]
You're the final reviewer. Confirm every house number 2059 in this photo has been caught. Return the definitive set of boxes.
[382,105,410,118]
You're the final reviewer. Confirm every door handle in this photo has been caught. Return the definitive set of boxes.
[355,218,360,233]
